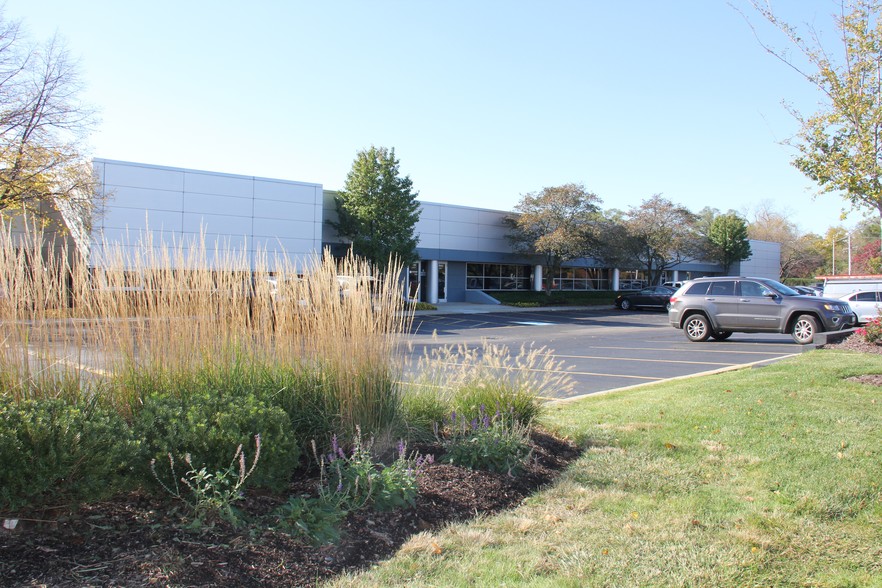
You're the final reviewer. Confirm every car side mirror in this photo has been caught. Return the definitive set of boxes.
[763,291,778,299]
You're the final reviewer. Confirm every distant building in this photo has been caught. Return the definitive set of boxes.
[79,158,781,304]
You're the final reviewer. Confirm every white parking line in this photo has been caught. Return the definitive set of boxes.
[588,345,796,356]
[550,353,733,367]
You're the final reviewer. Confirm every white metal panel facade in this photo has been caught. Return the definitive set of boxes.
[92,159,323,271]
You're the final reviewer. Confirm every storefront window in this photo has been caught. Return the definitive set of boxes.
[545,267,611,290]
[466,263,531,290]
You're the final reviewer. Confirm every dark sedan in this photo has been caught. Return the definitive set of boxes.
[615,285,675,311]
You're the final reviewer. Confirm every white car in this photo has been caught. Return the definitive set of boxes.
[838,290,882,324]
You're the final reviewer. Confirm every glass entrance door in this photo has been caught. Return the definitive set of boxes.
[438,261,447,303]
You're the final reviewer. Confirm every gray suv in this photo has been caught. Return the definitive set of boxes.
[668,277,856,344]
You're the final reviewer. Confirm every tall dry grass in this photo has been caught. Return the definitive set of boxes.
[0,222,413,441]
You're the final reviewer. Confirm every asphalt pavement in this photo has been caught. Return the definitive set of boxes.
[404,302,816,401]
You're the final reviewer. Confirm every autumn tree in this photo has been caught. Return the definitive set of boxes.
[747,202,825,278]
[504,183,602,294]
[330,146,420,272]
[599,194,702,287]
[746,0,882,243]
[706,212,752,274]
[0,12,97,227]
[851,238,882,272]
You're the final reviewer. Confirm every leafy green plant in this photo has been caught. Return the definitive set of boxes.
[134,390,299,491]
[399,387,450,442]
[439,405,532,475]
[0,397,138,512]
[452,382,541,427]
[319,428,433,512]
[272,495,348,545]
[150,435,260,528]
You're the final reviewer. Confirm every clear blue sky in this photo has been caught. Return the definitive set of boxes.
[6,0,869,235]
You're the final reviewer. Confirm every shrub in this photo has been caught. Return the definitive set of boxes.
[272,495,348,545]
[399,387,450,442]
[452,381,542,426]
[0,397,138,512]
[319,428,433,512]
[857,317,882,344]
[134,390,299,491]
[440,405,532,475]
[409,342,570,428]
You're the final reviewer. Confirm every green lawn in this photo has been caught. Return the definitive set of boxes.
[329,350,882,587]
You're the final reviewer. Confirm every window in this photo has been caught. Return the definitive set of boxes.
[549,267,611,290]
[685,281,711,296]
[853,291,878,302]
[739,281,767,297]
[709,281,735,296]
[466,264,531,290]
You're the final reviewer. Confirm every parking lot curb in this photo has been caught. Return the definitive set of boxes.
[812,327,859,347]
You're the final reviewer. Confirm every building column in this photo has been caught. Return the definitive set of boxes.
[533,264,543,292]
[672,270,679,283]
[428,259,439,304]
[612,268,620,291]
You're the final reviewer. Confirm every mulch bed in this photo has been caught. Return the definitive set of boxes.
[0,431,580,587]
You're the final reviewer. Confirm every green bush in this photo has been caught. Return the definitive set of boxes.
[489,290,615,307]
[134,390,299,492]
[273,495,348,545]
[441,406,532,474]
[0,397,138,512]
[399,387,450,442]
[451,382,542,426]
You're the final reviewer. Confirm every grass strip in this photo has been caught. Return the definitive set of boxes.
[329,350,882,587]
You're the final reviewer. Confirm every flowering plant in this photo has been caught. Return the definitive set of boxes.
[438,405,532,475]
[857,316,882,344]
[319,427,433,511]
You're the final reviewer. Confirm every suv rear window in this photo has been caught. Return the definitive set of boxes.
[685,282,710,295]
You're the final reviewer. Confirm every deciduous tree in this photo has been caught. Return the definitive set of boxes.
[600,194,702,287]
[747,202,825,278]
[745,0,882,244]
[706,212,752,274]
[0,12,97,228]
[330,146,420,272]
[851,238,882,272]
[504,183,602,294]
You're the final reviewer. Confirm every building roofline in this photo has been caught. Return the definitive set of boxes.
[94,158,323,189]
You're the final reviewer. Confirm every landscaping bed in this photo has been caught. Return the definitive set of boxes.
[0,431,579,588]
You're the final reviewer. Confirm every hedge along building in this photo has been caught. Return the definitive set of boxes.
[88,158,780,303]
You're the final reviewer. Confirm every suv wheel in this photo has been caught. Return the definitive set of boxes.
[683,314,711,342]
[711,330,733,341]
[792,314,818,345]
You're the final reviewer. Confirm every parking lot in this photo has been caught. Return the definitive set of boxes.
[406,307,808,400]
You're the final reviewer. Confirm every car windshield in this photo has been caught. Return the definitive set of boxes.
[759,279,800,296]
